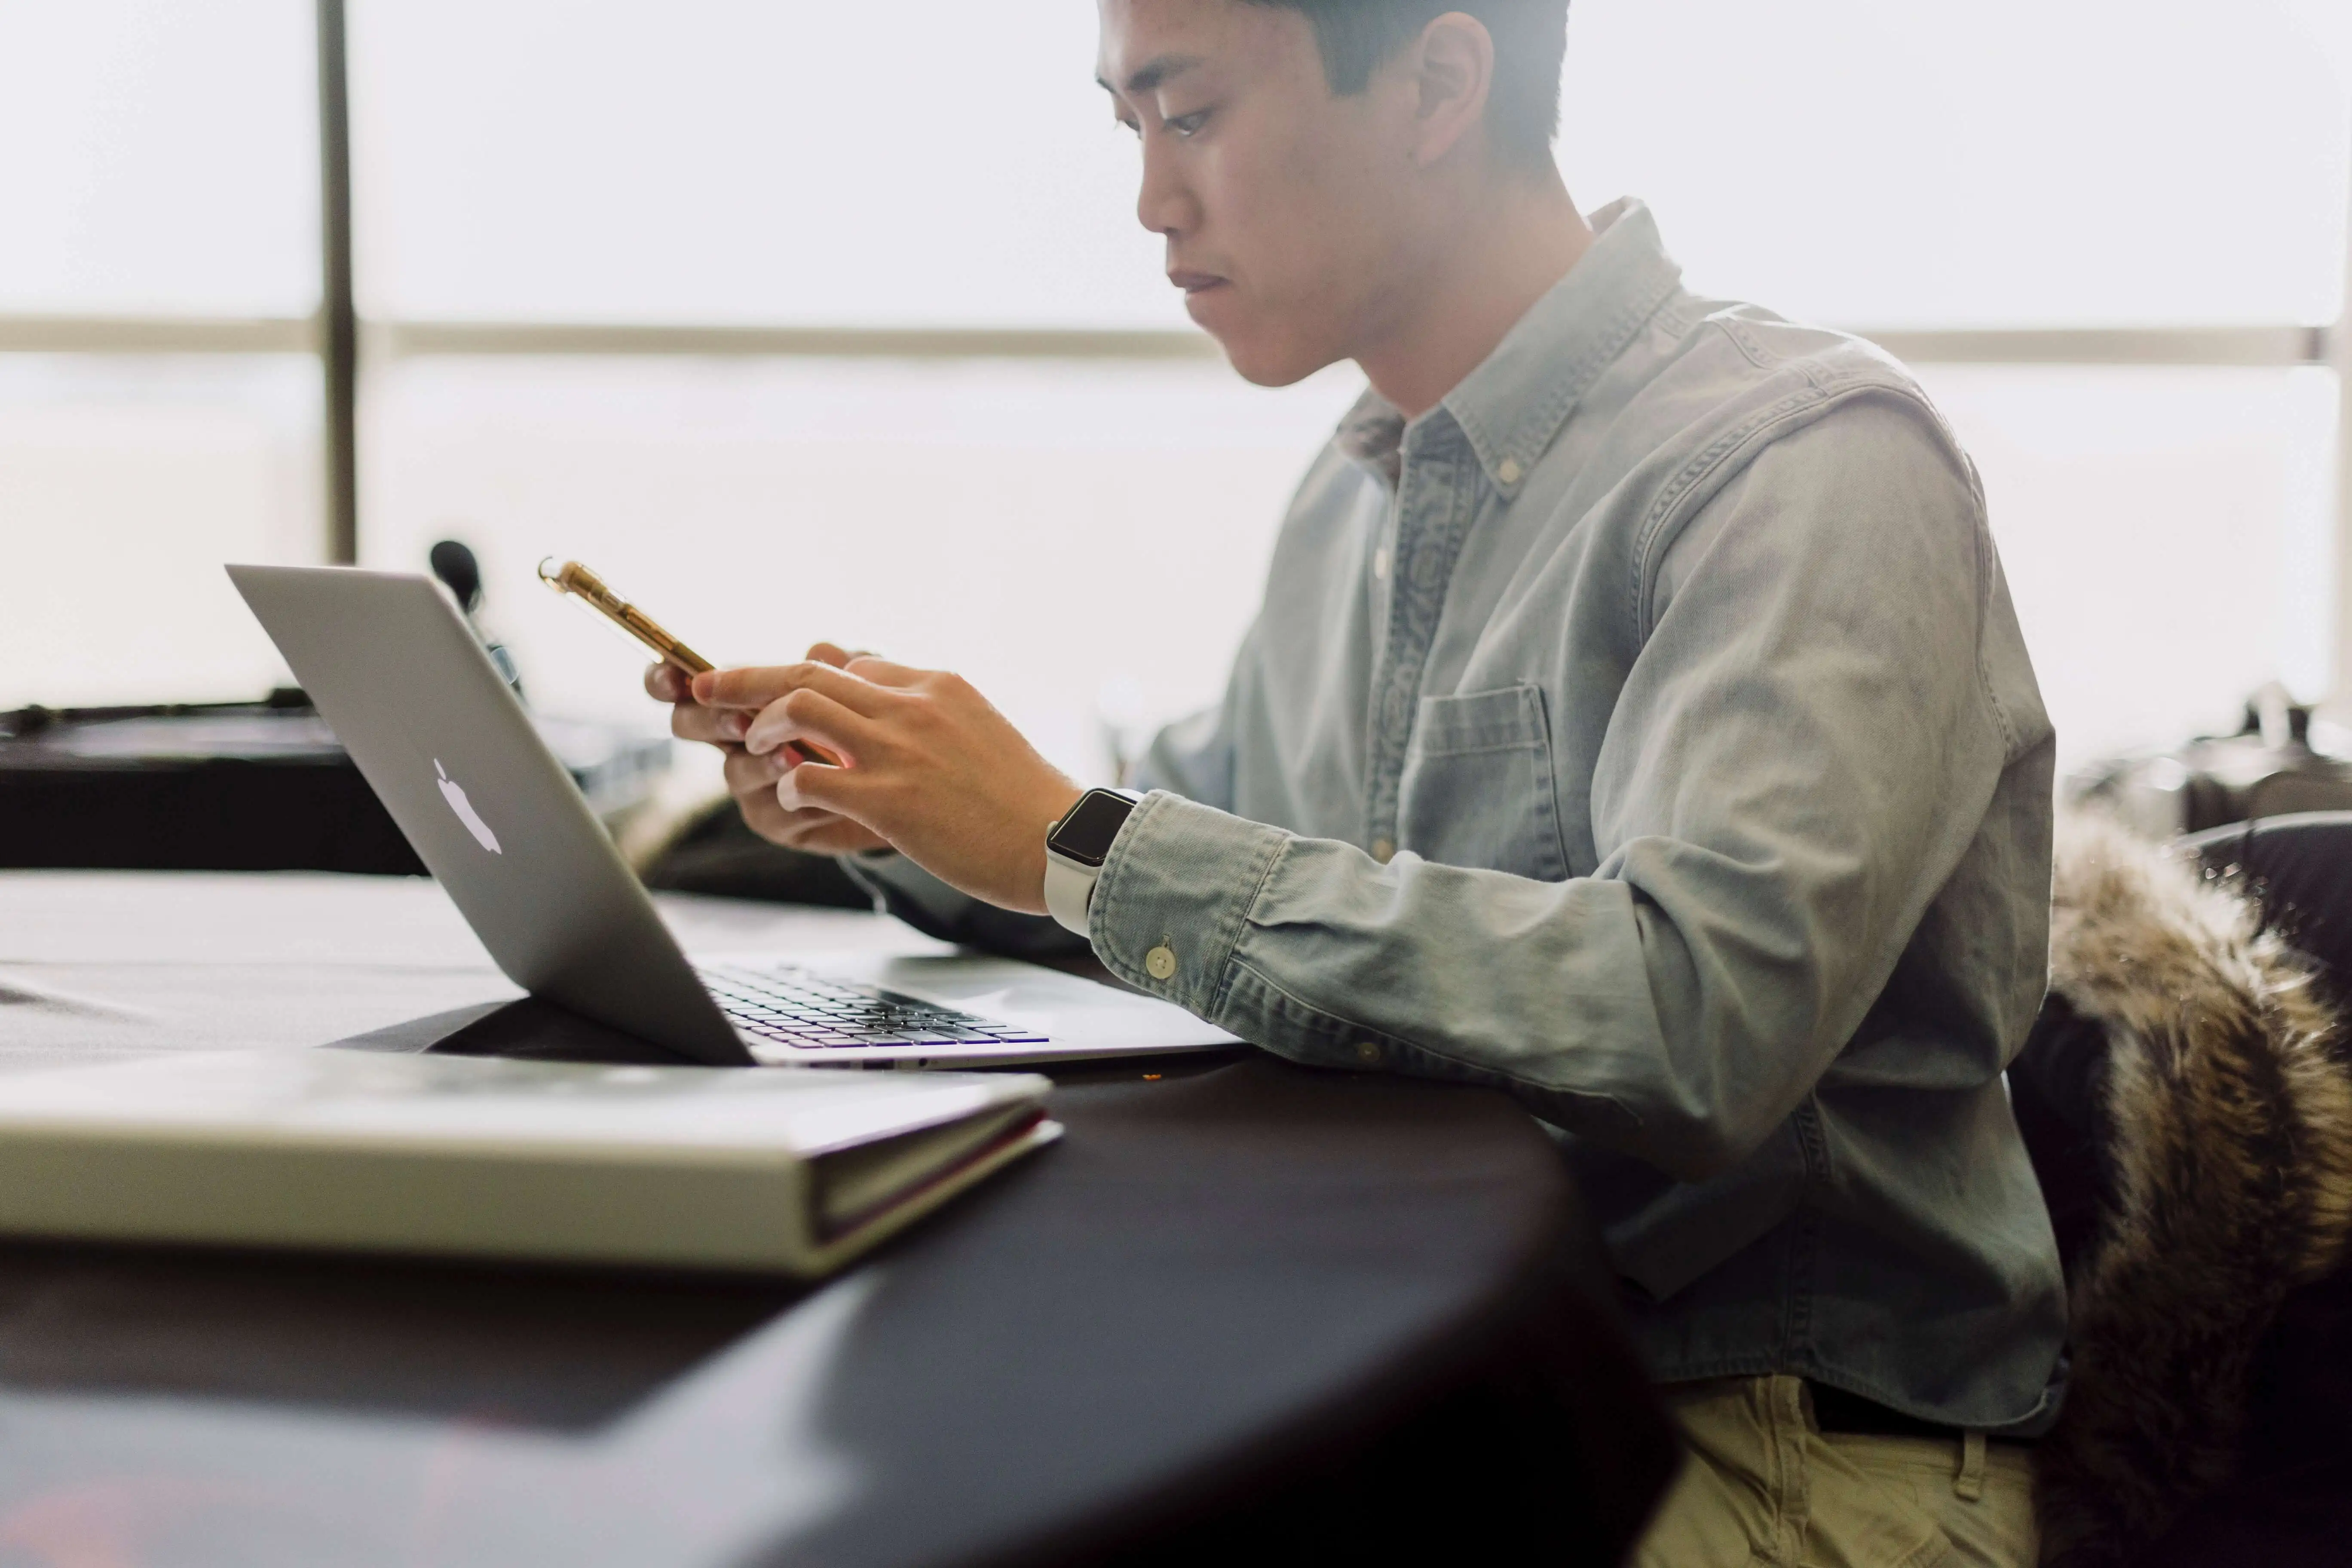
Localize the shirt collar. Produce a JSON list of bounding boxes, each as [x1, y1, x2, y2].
[[1335, 388, 1407, 488], [1335, 199, 1684, 496]]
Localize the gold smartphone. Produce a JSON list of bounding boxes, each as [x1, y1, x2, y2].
[[538, 558, 713, 676], [538, 558, 840, 766]]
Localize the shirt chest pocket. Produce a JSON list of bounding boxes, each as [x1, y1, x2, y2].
[[1395, 683, 1571, 882]]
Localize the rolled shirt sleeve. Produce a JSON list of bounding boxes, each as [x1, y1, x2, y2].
[[1085, 401, 2029, 1184]]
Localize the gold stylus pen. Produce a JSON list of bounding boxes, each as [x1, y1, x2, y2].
[[538, 558, 842, 767]]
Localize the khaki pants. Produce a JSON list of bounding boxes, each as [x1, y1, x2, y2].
[[1632, 1376, 2036, 1568]]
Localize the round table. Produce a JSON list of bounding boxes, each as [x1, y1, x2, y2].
[[0, 872, 1675, 1566]]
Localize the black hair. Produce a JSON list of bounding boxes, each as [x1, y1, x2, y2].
[[1242, 0, 1569, 171]]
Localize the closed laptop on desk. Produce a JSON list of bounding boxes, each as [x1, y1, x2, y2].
[[0, 1050, 1058, 1277]]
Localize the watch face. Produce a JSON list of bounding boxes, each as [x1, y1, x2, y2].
[[1048, 790, 1134, 868]]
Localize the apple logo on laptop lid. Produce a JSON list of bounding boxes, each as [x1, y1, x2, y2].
[[434, 759, 502, 854]]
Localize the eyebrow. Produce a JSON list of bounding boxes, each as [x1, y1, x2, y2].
[[1095, 53, 1205, 98]]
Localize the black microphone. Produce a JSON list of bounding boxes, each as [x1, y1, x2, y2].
[[429, 539, 484, 615], [429, 539, 524, 698]]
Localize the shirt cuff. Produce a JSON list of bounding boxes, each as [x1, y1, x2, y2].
[[1088, 790, 1287, 1018]]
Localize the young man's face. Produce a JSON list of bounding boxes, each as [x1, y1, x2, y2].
[[1097, 0, 1433, 386]]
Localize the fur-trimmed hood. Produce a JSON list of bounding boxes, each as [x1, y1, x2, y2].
[[2026, 813, 2352, 1565]]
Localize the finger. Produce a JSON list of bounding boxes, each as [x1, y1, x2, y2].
[[729, 766, 874, 848], [771, 812, 891, 856], [734, 787, 806, 846], [723, 744, 792, 797], [743, 687, 876, 760], [841, 654, 922, 687], [807, 643, 881, 668], [774, 760, 874, 820], [693, 660, 890, 717], [645, 662, 689, 702], [671, 702, 747, 745], [726, 741, 865, 796]]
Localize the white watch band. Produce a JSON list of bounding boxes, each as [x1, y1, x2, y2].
[[1042, 853, 1099, 937]]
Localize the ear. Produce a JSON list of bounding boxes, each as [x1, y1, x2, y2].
[[1404, 12, 1496, 169]]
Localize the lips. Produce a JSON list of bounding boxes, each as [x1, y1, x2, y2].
[[1168, 270, 1227, 295]]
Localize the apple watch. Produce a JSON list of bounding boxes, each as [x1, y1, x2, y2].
[[1044, 788, 1142, 937]]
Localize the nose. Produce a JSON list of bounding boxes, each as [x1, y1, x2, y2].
[[1134, 130, 1198, 239]]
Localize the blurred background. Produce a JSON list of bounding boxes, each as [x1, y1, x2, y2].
[[4, 0, 2351, 793]]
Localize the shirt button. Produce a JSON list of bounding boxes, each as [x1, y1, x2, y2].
[[1497, 457, 1522, 485], [1145, 945, 1177, 981], [1355, 1040, 1381, 1065], [1370, 837, 1394, 863], [1372, 547, 1390, 581]]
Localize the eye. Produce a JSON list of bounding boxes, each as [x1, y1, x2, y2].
[[1166, 108, 1210, 139]]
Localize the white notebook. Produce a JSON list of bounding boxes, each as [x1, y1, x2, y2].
[[0, 1049, 1059, 1277]]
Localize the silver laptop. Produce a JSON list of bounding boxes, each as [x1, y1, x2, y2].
[[228, 564, 1240, 1070]]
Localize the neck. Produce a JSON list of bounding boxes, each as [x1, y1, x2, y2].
[[1355, 168, 1594, 420]]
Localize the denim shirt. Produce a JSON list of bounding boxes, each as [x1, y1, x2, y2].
[[853, 199, 2067, 1433]]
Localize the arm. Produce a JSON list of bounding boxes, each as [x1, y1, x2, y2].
[[1086, 400, 2028, 1179], [708, 401, 2021, 1181], [649, 646, 1085, 954], [840, 672, 1246, 956], [654, 636, 1248, 957]]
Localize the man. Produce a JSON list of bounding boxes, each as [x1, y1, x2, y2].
[[652, 2, 2063, 1561]]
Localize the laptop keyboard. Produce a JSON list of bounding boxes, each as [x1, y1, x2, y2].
[[698, 963, 1049, 1050]]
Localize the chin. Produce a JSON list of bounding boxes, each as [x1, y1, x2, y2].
[[1188, 289, 1338, 388], [1207, 325, 1339, 389]]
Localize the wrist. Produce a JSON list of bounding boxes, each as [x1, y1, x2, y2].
[[1043, 787, 1144, 937], [989, 781, 1078, 916]]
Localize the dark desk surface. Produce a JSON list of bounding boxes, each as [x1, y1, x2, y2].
[[0, 873, 1675, 1567]]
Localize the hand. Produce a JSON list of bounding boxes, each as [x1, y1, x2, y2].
[[696, 656, 1083, 914], [646, 644, 890, 856]]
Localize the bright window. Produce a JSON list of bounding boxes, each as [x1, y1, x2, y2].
[[5, 0, 2350, 782], [0, 0, 317, 315], [348, 1, 1170, 328], [347, 0, 2352, 330], [0, 357, 322, 707], [1920, 365, 2340, 765], [1562, 0, 2352, 328]]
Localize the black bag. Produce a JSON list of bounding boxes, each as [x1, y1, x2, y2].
[[2070, 684, 2352, 837]]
